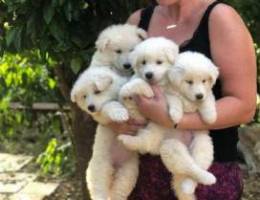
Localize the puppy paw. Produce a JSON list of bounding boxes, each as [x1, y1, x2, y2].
[[169, 109, 183, 124], [108, 108, 129, 122], [200, 172, 217, 185], [138, 83, 154, 98], [118, 135, 139, 150], [129, 79, 154, 98], [119, 85, 133, 99], [181, 178, 197, 194], [202, 112, 217, 124]]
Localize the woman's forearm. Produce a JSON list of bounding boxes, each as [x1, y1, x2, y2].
[[177, 96, 255, 130]]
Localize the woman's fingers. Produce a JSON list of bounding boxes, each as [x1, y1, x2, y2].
[[127, 118, 147, 126], [151, 85, 164, 99], [108, 118, 144, 135]]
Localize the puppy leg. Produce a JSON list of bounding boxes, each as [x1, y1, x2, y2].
[[173, 174, 196, 200], [118, 122, 164, 155], [110, 155, 139, 200], [180, 131, 216, 194], [199, 93, 217, 124], [120, 78, 154, 98], [166, 94, 184, 124], [87, 126, 115, 200], [160, 138, 216, 185], [102, 101, 129, 123], [190, 131, 214, 171]]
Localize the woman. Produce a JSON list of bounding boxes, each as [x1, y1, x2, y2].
[[109, 0, 256, 199]]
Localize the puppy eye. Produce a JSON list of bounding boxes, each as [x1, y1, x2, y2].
[[142, 60, 146, 65], [156, 60, 163, 65], [116, 49, 122, 54], [83, 95, 87, 99], [186, 80, 193, 85], [202, 79, 207, 83], [94, 90, 101, 94]]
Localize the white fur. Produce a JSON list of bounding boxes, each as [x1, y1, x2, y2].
[[90, 24, 147, 76], [118, 38, 218, 200], [71, 67, 139, 200]]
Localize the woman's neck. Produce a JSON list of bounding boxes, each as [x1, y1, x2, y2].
[[162, 0, 206, 24]]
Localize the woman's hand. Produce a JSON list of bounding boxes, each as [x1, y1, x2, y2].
[[134, 85, 174, 128], [108, 118, 147, 135]]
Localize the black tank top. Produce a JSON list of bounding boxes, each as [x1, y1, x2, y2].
[[138, 1, 239, 162]]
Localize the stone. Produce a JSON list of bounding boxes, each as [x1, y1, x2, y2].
[[238, 125, 260, 173], [0, 153, 33, 173], [0, 173, 36, 193], [10, 182, 59, 200]]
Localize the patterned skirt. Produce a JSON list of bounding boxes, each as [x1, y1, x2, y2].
[[129, 154, 243, 200]]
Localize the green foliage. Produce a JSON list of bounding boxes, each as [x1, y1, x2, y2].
[[37, 138, 74, 176], [0, 52, 59, 138], [0, 52, 59, 104], [0, 52, 73, 175], [0, 0, 149, 79]]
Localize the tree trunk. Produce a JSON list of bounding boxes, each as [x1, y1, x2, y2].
[[71, 104, 96, 200], [54, 64, 96, 200]]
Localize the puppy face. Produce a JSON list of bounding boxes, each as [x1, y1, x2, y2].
[[95, 24, 147, 74], [71, 69, 116, 115], [130, 37, 179, 84], [178, 70, 214, 102], [168, 51, 219, 102]]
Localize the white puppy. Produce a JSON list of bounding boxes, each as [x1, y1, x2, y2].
[[71, 67, 139, 200], [90, 24, 147, 76], [162, 51, 219, 199], [118, 38, 217, 200]]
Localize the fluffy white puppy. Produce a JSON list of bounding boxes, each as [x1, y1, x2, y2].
[[71, 67, 139, 200], [161, 51, 219, 199], [118, 38, 217, 200], [90, 24, 147, 76]]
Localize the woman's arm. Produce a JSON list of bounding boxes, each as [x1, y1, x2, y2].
[[127, 9, 142, 25], [135, 5, 257, 130]]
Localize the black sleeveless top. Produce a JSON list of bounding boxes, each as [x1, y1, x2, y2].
[[138, 1, 239, 162]]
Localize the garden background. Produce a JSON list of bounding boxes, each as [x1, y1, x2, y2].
[[0, 0, 259, 199]]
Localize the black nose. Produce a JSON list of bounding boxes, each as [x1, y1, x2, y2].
[[196, 94, 204, 100], [145, 72, 153, 80], [123, 63, 131, 69], [88, 104, 95, 112]]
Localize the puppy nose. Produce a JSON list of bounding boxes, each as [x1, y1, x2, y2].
[[88, 104, 96, 112], [145, 72, 153, 80], [123, 63, 131, 69], [196, 94, 204, 100]]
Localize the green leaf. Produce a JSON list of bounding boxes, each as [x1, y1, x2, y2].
[[14, 27, 23, 51], [49, 20, 64, 42], [6, 28, 17, 47], [70, 57, 82, 74], [44, 3, 55, 24], [64, 1, 72, 22]]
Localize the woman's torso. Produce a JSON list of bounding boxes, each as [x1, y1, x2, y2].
[[138, 1, 239, 162]]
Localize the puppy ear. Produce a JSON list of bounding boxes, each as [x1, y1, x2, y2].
[[136, 28, 147, 41], [94, 75, 113, 91], [208, 63, 219, 87], [168, 66, 185, 86], [95, 37, 110, 52], [70, 87, 78, 103], [129, 50, 139, 71], [164, 43, 179, 64]]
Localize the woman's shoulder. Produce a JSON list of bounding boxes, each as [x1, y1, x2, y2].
[[209, 3, 247, 32], [127, 9, 143, 25]]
